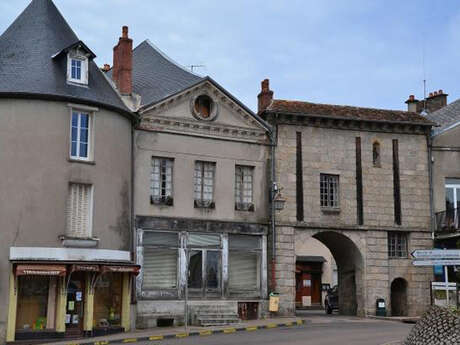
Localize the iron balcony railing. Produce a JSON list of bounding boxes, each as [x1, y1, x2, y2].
[[435, 208, 460, 233]]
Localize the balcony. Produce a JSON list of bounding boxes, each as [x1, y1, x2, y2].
[[435, 208, 460, 235]]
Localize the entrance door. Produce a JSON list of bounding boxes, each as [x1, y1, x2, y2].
[[188, 249, 221, 298], [66, 273, 85, 337], [311, 273, 322, 305], [391, 278, 408, 316]]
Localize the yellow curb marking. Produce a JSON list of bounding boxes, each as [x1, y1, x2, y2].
[[176, 333, 188, 338], [149, 335, 164, 341], [246, 326, 258, 331], [223, 328, 236, 333], [94, 342, 109, 345], [296, 320, 303, 325], [200, 330, 212, 336], [123, 338, 138, 343], [267, 323, 277, 328], [285, 322, 293, 326]]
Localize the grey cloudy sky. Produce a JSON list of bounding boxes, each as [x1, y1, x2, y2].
[[1, 0, 460, 112]]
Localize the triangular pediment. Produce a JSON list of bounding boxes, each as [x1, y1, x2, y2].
[[138, 79, 270, 143]]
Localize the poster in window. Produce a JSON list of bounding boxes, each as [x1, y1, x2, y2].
[[68, 301, 75, 311], [303, 279, 311, 287], [72, 314, 79, 324], [65, 314, 71, 324], [76, 291, 82, 301]]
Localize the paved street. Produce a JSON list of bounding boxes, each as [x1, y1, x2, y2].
[[133, 312, 412, 345]]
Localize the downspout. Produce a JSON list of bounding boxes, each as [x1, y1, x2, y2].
[[427, 130, 435, 242], [270, 118, 277, 292], [130, 115, 139, 304]]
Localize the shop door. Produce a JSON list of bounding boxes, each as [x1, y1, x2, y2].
[[66, 273, 85, 336], [188, 249, 221, 298]]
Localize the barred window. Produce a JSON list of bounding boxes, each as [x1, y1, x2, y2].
[[320, 174, 339, 208], [388, 232, 408, 258], [194, 161, 215, 207], [235, 165, 254, 211], [151, 157, 173, 205]]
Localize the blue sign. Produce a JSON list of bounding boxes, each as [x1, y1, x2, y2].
[[434, 265, 443, 276]]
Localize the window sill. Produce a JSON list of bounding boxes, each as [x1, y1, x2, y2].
[[151, 196, 174, 206], [68, 158, 95, 165], [321, 207, 341, 214], [235, 203, 255, 212], [388, 256, 409, 260], [59, 235, 99, 248]]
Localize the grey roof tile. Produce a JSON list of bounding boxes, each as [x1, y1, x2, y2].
[[0, 0, 130, 115], [130, 40, 204, 107], [426, 98, 460, 135]]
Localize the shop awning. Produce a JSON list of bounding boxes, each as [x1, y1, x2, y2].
[[70, 264, 100, 273], [101, 265, 140, 275], [16, 264, 67, 277]]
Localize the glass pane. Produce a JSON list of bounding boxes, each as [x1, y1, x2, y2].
[[79, 143, 88, 158], [71, 141, 77, 156], [188, 233, 220, 247], [143, 231, 178, 247], [446, 188, 454, 210], [188, 250, 202, 289], [229, 235, 261, 250], [80, 128, 88, 143], [72, 113, 79, 126], [206, 251, 220, 289], [80, 114, 89, 128], [16, 276, 50, 330], [457, 189, 460, 210]]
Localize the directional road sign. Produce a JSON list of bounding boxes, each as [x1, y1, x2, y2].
[[411, 249, 460, 259], [412, 259, 460, 266]]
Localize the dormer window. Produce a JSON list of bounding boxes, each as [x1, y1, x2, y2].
[[67, 51, 88, 85]]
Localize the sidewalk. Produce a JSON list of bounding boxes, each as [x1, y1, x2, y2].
[[51, 317, 306, 345]]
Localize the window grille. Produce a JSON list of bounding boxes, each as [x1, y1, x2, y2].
[[235, 165, 254, 211], [320, 174, 339, 208], [151, 158, 173, 204], [388, 232, 408, 258], [194, 161, 215, 207]]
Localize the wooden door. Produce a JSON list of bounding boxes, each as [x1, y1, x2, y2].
[[311, 274, 322, 304]]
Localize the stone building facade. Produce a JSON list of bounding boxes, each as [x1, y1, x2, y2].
[[259, 79, 435, 317]]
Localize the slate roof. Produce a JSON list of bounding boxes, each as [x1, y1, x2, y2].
[[425, 98, 460, 135], [0, 0, 131, 115], [129, 40, 204, 108], [266, 99, 435, 126]]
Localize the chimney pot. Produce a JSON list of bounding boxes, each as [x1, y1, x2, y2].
[[439, 89, 443, 94], [433, 91, 438, 96], [102, 64, 111, 72], [429, 92, 433, 97], [409, 95, 414, 101], [122, 26, 128, 38]]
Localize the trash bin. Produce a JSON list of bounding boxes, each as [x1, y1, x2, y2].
[[269, 292, 280, 312], [376, 298, 386, 316]]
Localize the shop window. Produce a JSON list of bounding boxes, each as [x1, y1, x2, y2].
[[142, 231, 178, 290], [16, 276, 52, 331], [94, 273, 122, 327], [228, 235, 261, 291]]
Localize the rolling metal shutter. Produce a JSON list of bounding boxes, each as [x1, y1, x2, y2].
[[142, 248, 177, 289]]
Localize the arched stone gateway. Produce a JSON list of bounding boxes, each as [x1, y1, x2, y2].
[[391, 278, 408, 316], [295, 229, 366, 316]]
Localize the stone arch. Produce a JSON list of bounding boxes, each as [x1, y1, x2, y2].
[[391, 277, 408, 316], [296, 229, 365, 316]]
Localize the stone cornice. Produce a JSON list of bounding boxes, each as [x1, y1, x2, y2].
[[276, 221, 431, 233], [266, 112, 431, 135]]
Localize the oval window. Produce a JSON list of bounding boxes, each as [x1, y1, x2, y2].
[[194, 95, 213, 119]]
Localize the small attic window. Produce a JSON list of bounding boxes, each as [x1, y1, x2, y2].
[[67, 51, 88, 85], [194, 95, 213, 118]]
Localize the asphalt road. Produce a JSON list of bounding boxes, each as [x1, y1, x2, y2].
[[134, 314, 412, 345]]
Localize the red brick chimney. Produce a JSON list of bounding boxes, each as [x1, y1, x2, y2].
[[112, 26, 133, 95], [258, 79, 274, 114]]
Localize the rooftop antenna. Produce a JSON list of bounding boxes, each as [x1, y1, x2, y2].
[[420, 39, 428, 115], [187, 64, 205, 73]]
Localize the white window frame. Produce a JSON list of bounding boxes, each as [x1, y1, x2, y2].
[[69, 109, 93, 161], [67, 52, 89, 85], [445, 181, 460, 210]]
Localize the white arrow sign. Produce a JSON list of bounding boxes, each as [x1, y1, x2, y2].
[[412, 259, 460, 266], [411, 249, 460, 259]]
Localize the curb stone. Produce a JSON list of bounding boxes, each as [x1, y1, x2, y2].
[[65, 320, 307, 345]]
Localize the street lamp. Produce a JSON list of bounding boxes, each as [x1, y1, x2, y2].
[[271, 182, 286, 211]]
